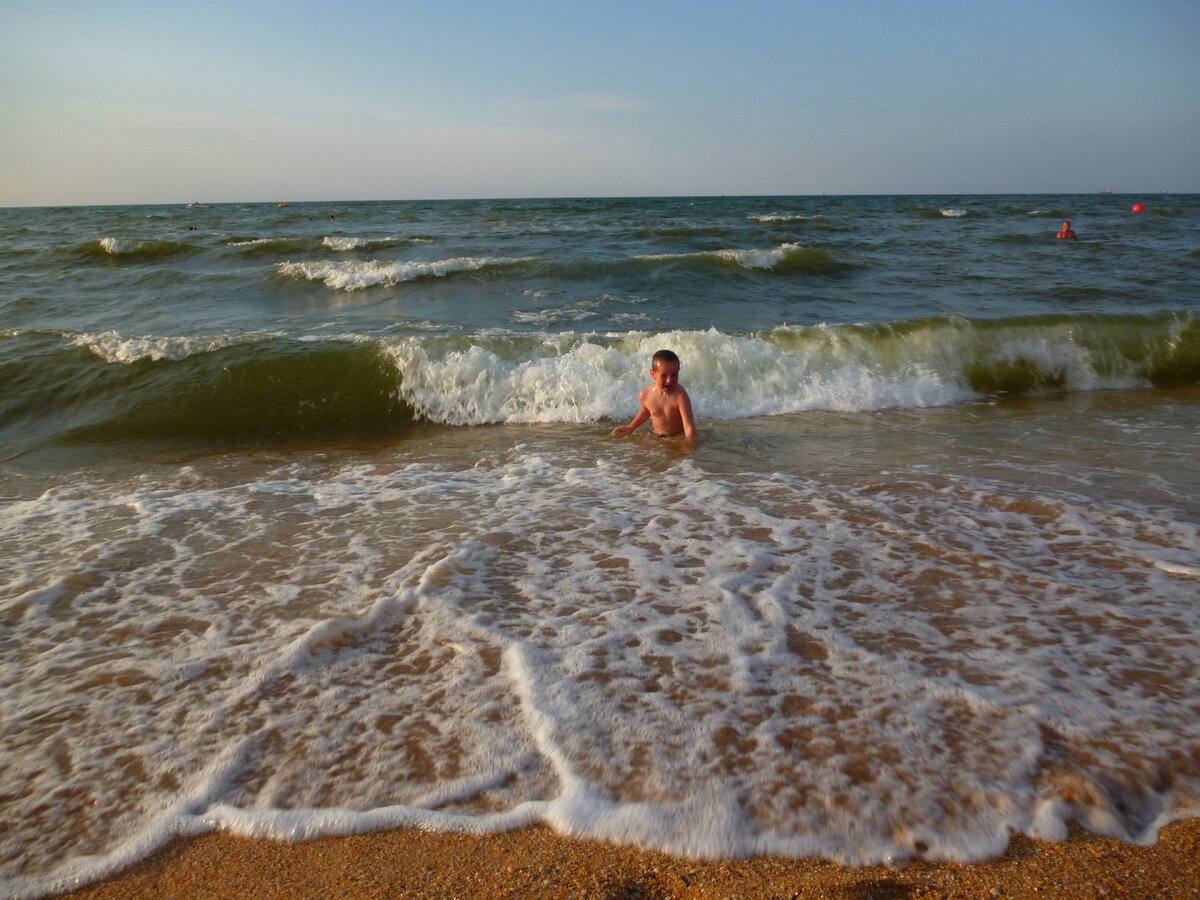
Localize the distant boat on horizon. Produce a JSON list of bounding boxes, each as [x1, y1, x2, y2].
[[1100, 189, 1113, 195]]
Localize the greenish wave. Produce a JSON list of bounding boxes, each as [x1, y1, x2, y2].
[[1, 311, 1196, 454], [67, 237, 198, 261]]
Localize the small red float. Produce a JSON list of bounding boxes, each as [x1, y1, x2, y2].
[[1131, 202, 1146, 213]]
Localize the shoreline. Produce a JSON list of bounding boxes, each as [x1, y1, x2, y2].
[[53, 818, 1200, 899]]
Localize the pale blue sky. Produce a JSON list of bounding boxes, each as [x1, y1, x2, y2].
[[2, 0, 1197, 205]]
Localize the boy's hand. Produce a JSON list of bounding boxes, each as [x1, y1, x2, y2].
[[610, 425, 631, 437]]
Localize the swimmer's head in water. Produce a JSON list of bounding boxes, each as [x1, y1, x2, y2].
[[651, 349, 680, 370], [651, 349, 681, 393]]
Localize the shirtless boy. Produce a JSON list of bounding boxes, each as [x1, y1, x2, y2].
[[610, 349, 697, 440]]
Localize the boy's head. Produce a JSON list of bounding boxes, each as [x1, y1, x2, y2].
[[650, 349, 681, 393]]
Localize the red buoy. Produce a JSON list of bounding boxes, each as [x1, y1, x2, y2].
[[1131, 202, 1146, 213]]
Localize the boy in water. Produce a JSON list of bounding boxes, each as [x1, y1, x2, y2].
[[610, 349, 697, 440]]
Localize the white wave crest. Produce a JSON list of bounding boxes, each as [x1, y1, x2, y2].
[[320, 236, 424, 251], [97, 237, 164, 254], [940, 209, 968, 218], [636, 243, 804, 270], [225, 238, 276, 247], [379, 327, 974, 426], [321, 236, 369, 251], [384, 337, 631, 425], [377, 316, 1162, 427], [71, 331, 262, 363], [748, 214, 826, 222], [278, 256, 539, 290]]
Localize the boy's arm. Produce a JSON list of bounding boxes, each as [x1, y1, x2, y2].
[[678, 390, 697, 439], [611, 405, 651, 437]]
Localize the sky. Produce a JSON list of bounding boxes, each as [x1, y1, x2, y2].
[[1, 0, 1198, 206]]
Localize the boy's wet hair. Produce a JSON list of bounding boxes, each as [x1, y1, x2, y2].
[[652, 349, 680, 368]]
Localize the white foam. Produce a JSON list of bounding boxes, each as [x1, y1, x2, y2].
[[982, 335, 1150, 392], [509, 294, 648, 327], [1155, 560, 1200, 578], [384, 336, 632, 424], [97, 236, 129, 254], [4, 443, 1198, 895], [509, 299, 605, 326], [940, 209, 968, 218], [278, 255, 540, 290]]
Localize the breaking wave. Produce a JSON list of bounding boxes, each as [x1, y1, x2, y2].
[[70, 238, 196, 261], [634, 243, 856, 275], [277, 256, 542, 290], [2, 311, 1196, 452]]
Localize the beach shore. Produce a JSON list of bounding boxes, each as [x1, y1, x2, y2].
[[56, 818, 1200, 899]]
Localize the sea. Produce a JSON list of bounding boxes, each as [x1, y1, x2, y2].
[[1, 194, 1198, 897]]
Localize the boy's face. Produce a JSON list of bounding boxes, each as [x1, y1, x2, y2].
[[651, 360, 680, 393]]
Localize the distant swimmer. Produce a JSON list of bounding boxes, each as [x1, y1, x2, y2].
[[1056, 221, 1077, 240], [610, 349, 697, 441]]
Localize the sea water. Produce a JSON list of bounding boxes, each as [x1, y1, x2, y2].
[[1, 195, 1198, 897]]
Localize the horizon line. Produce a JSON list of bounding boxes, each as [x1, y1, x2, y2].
[[2, 190, 1192, 211]]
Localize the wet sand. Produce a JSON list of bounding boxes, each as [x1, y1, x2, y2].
[[57, 818, 1200, 899]]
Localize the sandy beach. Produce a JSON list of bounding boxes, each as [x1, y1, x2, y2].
[[55, 818, 1200, 899]]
